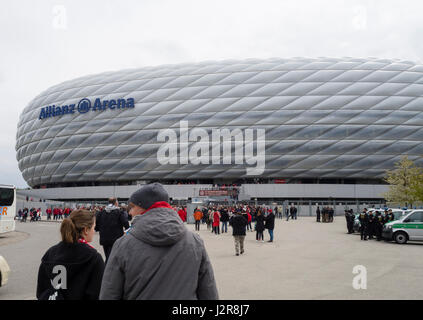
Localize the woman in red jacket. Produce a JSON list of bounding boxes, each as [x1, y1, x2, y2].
[[177, 207, 187, 222], [212, 209, 221, 235]]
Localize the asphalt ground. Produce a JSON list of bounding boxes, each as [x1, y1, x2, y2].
[[0, 216, 422, 300]]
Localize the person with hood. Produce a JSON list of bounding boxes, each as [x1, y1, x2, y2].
[[99, 183, 218, 300], [36, 209, 105, 300], [229, 210, 248, 256], [95, 197, 129, 263]]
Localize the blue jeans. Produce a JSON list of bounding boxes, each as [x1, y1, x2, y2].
[[221, 221, 228, 233], [268, 229, 274, 241]]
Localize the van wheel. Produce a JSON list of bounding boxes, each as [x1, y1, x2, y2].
[[394, 232, 408, 244]]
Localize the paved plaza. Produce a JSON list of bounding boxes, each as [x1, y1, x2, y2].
[[1, 216, 422, 300]]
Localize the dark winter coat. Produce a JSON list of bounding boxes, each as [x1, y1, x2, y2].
[[229, 214, 247, 236], [255, 214, 265, 232], [95, 205, 129, 246], [265, 212, 275, 230], [220, 210, 229, 222], [36, 241, 104, 300]]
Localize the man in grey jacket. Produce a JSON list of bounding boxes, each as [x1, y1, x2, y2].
[[99, 183, 219, 300]]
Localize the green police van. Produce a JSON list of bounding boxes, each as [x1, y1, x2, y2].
[[383, 210, 423, 244]]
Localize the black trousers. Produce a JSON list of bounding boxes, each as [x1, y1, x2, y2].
[[195, 220, 201, 231], [347, 221, 354, 233], [256, 231, 264, 240], [360, 226, 367, 240], [103, 245, 113, 263]]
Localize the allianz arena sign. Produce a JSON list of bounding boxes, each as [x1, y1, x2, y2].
[[38, 97, 135, 120]]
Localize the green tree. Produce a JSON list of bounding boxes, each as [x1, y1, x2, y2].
[[411, 172, 423, 203], [383, 156, 423, 208]]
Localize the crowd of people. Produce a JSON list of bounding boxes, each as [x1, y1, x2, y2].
[[31, 184, 314, 300], [189, 204, 277, 245], [315, 206, 335, 223], [17, 208, 42, 222], [17, 206, 85, 222], [345, 208, 397, 241]]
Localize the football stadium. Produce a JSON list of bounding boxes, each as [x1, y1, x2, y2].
[[16, 57, 423, 208]]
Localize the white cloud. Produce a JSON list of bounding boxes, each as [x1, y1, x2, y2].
[[2, 0, 423, 187]]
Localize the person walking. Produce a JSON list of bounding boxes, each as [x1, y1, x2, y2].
[[212, 209, 221, 235], [289, 205, 295, 220], [265, 209, 275, 242], [201, 207, 208, 225], [273, 206, 278, 219], [22, 208, 28, 222], [64, 207, 70, 219], [177, 206, 187, 222], [255, 210, 265, 242], [329, 207, 334, 223], [95, 197, 129, 264], [193, 207, 203, 231], [316, 206, 321, 222], [99, 183, 218, 300], [220, 208, 229, 233], [36, 209, 105, 300], [46, 207, 52, 220], [229, 210, 248, 256], [285, 208, 290, 221], [29, 208, 35, 222], [246, 210, 253, 232], [206, 209, 213, 231]]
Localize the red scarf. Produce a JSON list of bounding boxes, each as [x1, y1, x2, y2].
[[141, 201, 174, 215], [78, 238, 94, 249]]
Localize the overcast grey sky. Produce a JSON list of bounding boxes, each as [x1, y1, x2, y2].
[[2, 0, 423, 188]]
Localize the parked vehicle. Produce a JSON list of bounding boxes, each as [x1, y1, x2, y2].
[[0, 185, 16, 234], [383, 210, 423, 244]]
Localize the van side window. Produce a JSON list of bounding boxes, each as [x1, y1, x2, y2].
[[407, 212, 423, 223]]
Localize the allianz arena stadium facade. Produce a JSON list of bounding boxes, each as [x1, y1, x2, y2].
[[16, 57, 423, 201]]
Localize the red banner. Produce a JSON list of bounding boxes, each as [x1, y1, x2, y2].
[[199, 190, 237, 196], [274, 179, 286, 184]]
